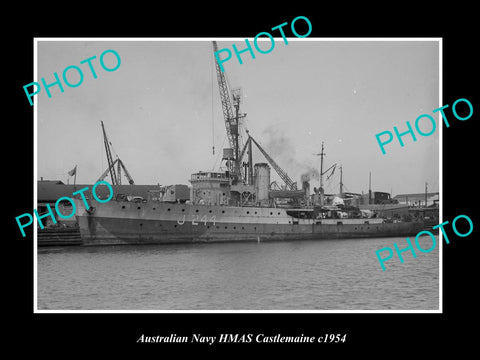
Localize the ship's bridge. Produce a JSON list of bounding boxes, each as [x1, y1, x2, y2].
[[190, 171, 231, 183], [189, 171, 231, 205]]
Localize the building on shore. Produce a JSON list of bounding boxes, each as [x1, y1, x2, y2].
[[393, 192, 439, 208]]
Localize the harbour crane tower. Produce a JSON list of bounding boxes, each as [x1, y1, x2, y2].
[[97, 120, 135, 185]]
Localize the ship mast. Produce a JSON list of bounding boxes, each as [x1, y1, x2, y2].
[[369, 172, 372, 205], [318, 142, 325, 205], [314, 142, 337, 205], [424, 181, 428, 207], [314, 141, 330, 205], [339, 165, 343, 197]]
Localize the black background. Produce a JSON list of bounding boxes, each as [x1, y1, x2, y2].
[[6, 4, 478, 356]]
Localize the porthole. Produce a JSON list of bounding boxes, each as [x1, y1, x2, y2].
[[137, 206, 141, 210], [168, 208, 171, 211], [121, 205, 126, 209], [182, 209, 185, 212], [246, 211, 250, 214]]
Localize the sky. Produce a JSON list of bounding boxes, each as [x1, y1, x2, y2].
[[36, 39, 440, 196]]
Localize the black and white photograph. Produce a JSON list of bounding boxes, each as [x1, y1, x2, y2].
[[34, 38, 441, 311], [8, 8, 478, 354]]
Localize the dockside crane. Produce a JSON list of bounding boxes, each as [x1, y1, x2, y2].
[[100, 120, 117, 185], [212, 41, 246, 181], [248, 134, 297, 190], [212, 42, 296, 191], [212, 41, 297, 190], [97, 121, 135, 185]]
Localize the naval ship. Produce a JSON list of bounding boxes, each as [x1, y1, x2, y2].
[[73, 42, 424, 245]]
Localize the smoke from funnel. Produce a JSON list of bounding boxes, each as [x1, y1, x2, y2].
[[260, 127, 320, 184], [300, 167, 319, 182]]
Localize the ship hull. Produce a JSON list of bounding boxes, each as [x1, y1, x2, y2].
[[74, 199, 425, 246]]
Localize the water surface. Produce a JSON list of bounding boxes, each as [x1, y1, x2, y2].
[[37, 236, 440, 310]]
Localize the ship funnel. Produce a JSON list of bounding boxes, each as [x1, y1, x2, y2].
[[302, 181, 310, 198], [254, 163, 270, 205]]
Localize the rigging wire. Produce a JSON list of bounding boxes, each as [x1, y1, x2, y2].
[[322, 166, 355, 197], [211, 50, 215, 156], [323, 163, 342, 195], [212, 135, 227, 171], [100, 130, 104, 177]]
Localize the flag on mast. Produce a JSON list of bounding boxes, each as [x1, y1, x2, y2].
[[68, 165, 77, 177], [68, 165, 77, 189]]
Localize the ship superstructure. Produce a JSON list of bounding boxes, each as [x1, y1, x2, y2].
[[73, 42, 424, 245]]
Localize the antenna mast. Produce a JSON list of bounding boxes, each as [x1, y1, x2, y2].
[[339, 165, 343, 197]]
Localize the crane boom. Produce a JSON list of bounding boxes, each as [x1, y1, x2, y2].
[[212, 41, 241, 178], [101, 120, 118, 185], [98, 121, 135, 185], [117, 156, 122, 185], [119, 159, 135, 185], [239, 137, 250, 164], [249, 135, 297, 190], [97, 158, 118, 183]]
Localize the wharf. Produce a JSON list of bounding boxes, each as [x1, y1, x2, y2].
[[38, 227, 82, 246]]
